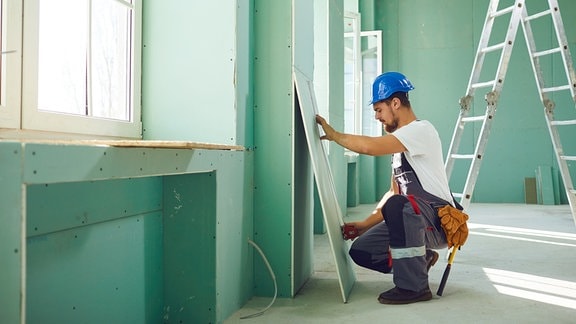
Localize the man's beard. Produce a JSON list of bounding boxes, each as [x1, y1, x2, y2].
[[384, 117, 399, 133]]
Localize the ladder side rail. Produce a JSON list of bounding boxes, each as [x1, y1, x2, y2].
[[519, 4, 550, 105], [445, 0, 501, 179], [445, 109, 469, 178], [546, 118, 576, 218], [548, 0, 576, 100], [491, 1, 525, 95], [465, 0, 502, 97], [459, 103, 498, 209]]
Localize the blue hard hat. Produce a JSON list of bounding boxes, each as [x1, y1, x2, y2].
[[370, 72, 415, 104]]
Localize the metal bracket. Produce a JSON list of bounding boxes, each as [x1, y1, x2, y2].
[[543, 98, 555, 114], [485, 91, 499, 106], [459, 95, 473, 111]]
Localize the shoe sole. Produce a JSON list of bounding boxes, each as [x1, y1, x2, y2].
[[378, 291, 433, 305], [427, 251, 439, 272]]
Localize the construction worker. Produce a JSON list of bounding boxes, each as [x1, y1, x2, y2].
[[316, 71, 458, 304]]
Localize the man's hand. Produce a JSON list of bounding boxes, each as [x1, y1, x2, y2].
[[315, 114, 337, 141], [341, 220, 374, 240]]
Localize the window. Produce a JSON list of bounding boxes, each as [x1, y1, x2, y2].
[[344, 12, 361, 136], [344, 13, 382, 138], [360, 30, 382, 137], [7, 0, 142, 138]]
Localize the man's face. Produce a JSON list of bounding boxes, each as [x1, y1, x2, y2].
[[373, 99, 399, 133]]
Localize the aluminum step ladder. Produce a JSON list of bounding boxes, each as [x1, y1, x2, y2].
[[445, 0, 576, 223]]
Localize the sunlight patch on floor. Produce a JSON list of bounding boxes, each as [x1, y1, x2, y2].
[[469, 223, 576, 247], [484, 267, 576, 310]]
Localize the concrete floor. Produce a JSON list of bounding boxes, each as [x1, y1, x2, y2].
[[225, 203, 576, 324]]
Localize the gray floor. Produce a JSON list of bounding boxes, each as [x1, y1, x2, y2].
[[225, 203, 576, 324]]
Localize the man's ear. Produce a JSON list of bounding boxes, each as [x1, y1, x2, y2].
[[392, 97, 401, 110]]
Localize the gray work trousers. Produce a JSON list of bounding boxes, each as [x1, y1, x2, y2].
[[349, 194, 448, 292]]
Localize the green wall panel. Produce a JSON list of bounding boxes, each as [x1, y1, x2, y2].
[[0, 143, 23, 324], [26, 211, 163, 324], [1, 142, 251, 323], [163, 172, 216, 323], [27, 178, 162, 237], [141, 0, 239, 145], [253, 0, 294, 297]]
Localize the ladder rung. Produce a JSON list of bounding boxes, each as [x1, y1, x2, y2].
[[524, 9, 551, 22], [551, 120, 576, 126], [462, 116, 486, 122], [533, 47, 562, 58], [561, 155, 576, 161], [491, 5, 516, 18], [482, 42, 506, 54], [452, 192, 464, 198], [471, 80, 496, 89], [451, 154, 474, 160], [542, 84, 572, 93], [570, 189, 576, 195]]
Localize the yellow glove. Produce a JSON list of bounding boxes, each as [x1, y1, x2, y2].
[[438, 205, 469, 248]]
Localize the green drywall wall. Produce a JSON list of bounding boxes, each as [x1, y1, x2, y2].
[[0, 143, 22, 324], [141, 0, 245, 146], [0, 142, 251, 324], [371, 0, 576, 203], [163, 173, 217, 323], [253, 0, 295, 298], [26, 177, 163, 323]]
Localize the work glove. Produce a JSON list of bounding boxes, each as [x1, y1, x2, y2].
[[341, 224, 359, 240], [438, 205, 469, 248]]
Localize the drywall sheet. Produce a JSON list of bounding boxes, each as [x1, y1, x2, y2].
[[293, 68, 356, 303]]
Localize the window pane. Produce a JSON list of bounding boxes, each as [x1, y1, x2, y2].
[[37, 0, 132, 121], [91, 0, 130, 120], [37, 0, 87, 115]]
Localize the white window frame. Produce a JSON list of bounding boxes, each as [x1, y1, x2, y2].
[[9, 0, 142, 139], [0, 0, 22, 129]]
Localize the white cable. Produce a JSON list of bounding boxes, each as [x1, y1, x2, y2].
[[240, 239, 277, 320]]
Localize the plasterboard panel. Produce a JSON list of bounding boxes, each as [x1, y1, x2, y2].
[[293, 67, 356, 303]]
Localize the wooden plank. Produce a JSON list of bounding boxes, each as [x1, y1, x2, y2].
[[293, 67, 356, 303], [2, 139, 244, 151]]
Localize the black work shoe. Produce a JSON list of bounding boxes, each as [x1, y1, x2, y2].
[[378, 286, 432, 305], [426, 250, 439, 272]]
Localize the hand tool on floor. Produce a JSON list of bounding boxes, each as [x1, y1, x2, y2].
[[436, 245, 458, 296]]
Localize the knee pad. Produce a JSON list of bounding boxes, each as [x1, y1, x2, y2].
[[383, 195, 409, 247], [349, 248, 392, 273]]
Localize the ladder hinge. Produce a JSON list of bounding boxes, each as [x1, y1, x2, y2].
[[543, 98, 555, 113], [459, 95, 473, 111], [485, 91, 499, 106]]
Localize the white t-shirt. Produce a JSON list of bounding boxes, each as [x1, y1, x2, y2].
[[391, 120, 454, 204]]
